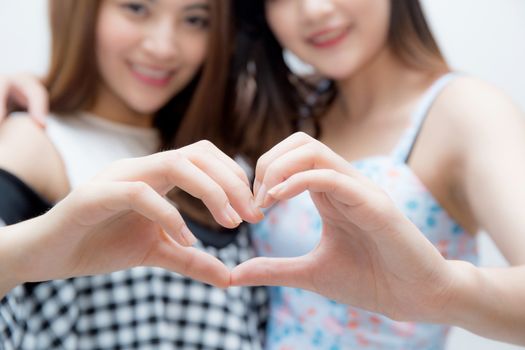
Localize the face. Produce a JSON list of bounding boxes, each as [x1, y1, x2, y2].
[[265, 0, 391, 80], [94, 0, 211, 123]]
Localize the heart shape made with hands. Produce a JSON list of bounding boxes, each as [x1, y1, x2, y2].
[[228, 176, 453, 322], [225, 133, 452, 318], [51, 134, 450, 317]]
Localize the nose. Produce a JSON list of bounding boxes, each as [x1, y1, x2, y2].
[[299, 0, 336, 24], [142, 20, 179, 62]]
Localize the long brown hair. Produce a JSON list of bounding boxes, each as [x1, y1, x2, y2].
[[45, 0, 234, 153], [233, 0, 449, 141], [44, 0, 242, 227]]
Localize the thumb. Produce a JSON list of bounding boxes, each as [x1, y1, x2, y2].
[[231, 256, 313, 290]]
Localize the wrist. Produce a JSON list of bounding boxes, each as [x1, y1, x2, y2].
[[0, 216, 48, 291], [438, 261, 525, 345], [436, 260, 481, 326], [437, 260, 504, 334], [0, 225, 25, 298]]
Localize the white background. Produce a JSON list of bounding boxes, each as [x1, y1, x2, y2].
[[1, 1, 524, 349]]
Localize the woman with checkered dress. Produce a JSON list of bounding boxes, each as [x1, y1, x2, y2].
[[0, 0, 282, 348]]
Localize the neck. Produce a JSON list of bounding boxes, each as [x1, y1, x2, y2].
[[333, 48, 441, 122], [89, 83, 154, 128]]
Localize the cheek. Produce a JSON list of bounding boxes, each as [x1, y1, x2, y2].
[[265, 4, 297, 46], [180, 35, 208, 71], [95, 8, 140, 68], [358, 0, 390, 44]]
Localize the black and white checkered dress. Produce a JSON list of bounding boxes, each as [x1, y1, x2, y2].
[[0, 114, 268, 350]]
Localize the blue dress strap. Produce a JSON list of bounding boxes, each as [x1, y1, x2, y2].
[[391, 73, 459, 163]]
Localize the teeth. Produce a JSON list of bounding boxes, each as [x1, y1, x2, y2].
[[132, 64, 171, 79], [311, 28, 346, 44]]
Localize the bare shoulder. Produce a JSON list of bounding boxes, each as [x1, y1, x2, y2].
[[0, 113, 68, 201], [434, 75, 524, 137], [418, 76, 525, 233]]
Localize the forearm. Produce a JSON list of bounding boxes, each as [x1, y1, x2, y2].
[[0, 275, 18, 299], [441, 261, 525, 345], [0, 218, 36, 298]]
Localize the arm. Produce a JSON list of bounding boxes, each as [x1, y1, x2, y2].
[[443, 262, 525, 345], [439, 77, 525, 342], [0, 215, 47, 297], [231, 129, 525, 346], [0, 137, 263, 297]]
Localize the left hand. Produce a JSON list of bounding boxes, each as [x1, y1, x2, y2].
[[5, 141, 261, 289], [231, 132, 458, 321]]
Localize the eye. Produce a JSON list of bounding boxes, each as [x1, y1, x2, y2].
[[184, 15, 210, 29], [121, 2, 149, 17]]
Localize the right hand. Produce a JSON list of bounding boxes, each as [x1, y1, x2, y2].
[[3, 141, 262, 288], [0, 73, 48, 127], [232, 133, 456, 321]]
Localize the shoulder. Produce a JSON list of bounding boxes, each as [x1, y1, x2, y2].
[[428, 74, 525, 184], [428, 75, 524, 158], [434, 75, 524, 136], [0, 113, 68, 201]]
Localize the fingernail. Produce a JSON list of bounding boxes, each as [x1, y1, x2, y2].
[[250, 198, 264, 219], [37, 118, 47, 129], [181, 225, 197, 246], [225, 203, 243, 225], [255, 184, 267, 207], [267, 183, 285, 198], [253, 180, 261, 196]]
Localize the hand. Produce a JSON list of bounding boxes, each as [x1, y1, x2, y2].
[[232, 132, 457, 321], [5, 141, 262, 288], [0, 73, 48, 127]]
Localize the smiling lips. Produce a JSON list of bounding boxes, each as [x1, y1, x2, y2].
[[307, 26, 351, 49], [130, 63, 176, 87]]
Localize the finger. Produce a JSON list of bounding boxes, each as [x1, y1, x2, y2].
[[10, 77, 49, 127], [187, 151, 263, 223], [148, 153, 248, 228], [151, 243, 231, 288], [231, 256, 313, 290], [94, 152, 246, 228], [254, 132, 315, 197], [256, 141, 348, 207], [162, 157, 245, 228], [267, 169, 395, 232], [182, 140, 251, 186], [122, 182, 198, 246], [66, 181, 197, 246], [267, 169, 367, 207]]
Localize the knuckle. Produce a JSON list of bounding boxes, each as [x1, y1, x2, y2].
[[305, 140, 323, 156], [292, 131, 311, 141], [196, 139, 213, 149], [263, 162, 278, 182], [158, 151, 184, 176], [327, 168, 341, 179], [73, 183, 97, 202], [163, 149, 184, 163], [256, 153, 270, 173], [326, 169, 343, 192], [127, 181, 150, 201], [111, 158, 131, 169], [158, 204, 178, 221]]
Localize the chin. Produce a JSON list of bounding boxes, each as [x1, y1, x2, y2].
[[127, 96, 170, 115], [318, 68, 355, 81], [305, 51, 360, 78]]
